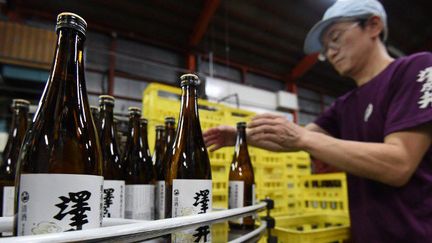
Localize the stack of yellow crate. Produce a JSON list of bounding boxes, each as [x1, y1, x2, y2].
[[143, 83, 313, 213], [143, 83, 350, 242], [283, 151, 312, 214], [267, 173, 350, 242]]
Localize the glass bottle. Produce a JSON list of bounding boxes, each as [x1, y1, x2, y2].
[[14, 12, 103, 236], [0, 99, 29, 236], [156, 116, 175, 220], [90, 105, 100, 135], [165, 74, 212, 242], [123, 108, 155, 220], [153, 125, 165, 219], [228, 122, 256, 230], [99, 95, 125, 218]]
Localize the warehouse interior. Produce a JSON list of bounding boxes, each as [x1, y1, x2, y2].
[[1, 0, 431, 129], [1, 0, 432, 241]]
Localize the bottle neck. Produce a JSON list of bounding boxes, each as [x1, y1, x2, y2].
[[52, 29, 85, 84], [126, 114, 140, 150], [99, 104, 116, 144], [34, 28, 86, 118], [234, 126, 249, 158], [5, 107, 28, 152], [155, 129, 165, 154], [165, 123, 175, 146], [178, 85, 199, 132], [140, 123, 150, 151]]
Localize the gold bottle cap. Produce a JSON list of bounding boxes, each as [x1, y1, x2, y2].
[[180, 73, 200, 87], [164, 117, 175, 123], [12, 99, 30, 109], [56, 12, 87, 36], [128, 107, 141, 115], [237, 122, 247, 128], [139, 118, 148, 124], [99, 95, 115, 105], [156, 125, 165, 130]]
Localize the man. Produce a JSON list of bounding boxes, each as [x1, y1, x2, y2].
[[203, 0, 432, 242]]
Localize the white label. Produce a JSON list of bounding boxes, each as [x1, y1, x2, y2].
[[103, 180, 125, 218], [155, 180, 165, 219], [229, 181, 244, 209], [172, 179, 212, 243], [2, 186, 15, 236], [229, 181, 244, 224], [252, 184, 256, 220], [17, 174, 103, 236], [252, 184, 256, 205], [125, 184, 155, 220], [3, 186, 15, 217], [229, 181, 256, 223]]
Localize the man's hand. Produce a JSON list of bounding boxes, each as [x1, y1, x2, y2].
[[248, 113, 307, 152], [203, 125, 236, 151]]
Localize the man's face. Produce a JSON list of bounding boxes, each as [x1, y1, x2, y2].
[[321, 20, 369, 77]]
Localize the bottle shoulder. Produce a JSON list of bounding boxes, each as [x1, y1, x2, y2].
[[17, 109, 102, 175]]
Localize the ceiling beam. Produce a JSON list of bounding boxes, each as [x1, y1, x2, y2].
[[189, 0, 220, 47], [286, 53, 319, 82]]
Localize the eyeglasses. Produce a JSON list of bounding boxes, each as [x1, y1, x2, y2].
[[319, 22, 360, 61]]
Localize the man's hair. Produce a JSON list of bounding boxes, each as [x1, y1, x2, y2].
[[357, 18, 385, 41]]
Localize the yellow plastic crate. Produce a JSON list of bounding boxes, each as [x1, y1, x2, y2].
[[298, 173, 349, 215], [210, 159, 229, 209], [256, 150, 287, 167], [143, 83, 181, 121], [212, 222, 229, 243], [197, 99, 226, 123], [143, 83, 226, 123], [272, 213, 350, 243], [224, 107, 255, 126], [253, 164, 285, 181], [285, 151, 312, 176], [256, 189, 291, 217]]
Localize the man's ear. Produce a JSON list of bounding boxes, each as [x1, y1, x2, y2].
[[367, 16, 385, 39]]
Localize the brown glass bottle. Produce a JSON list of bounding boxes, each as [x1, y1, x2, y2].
[[90, 106, 100, 136], [0, 99, 29, 236], [140, 118, 156, 186], [163, 117, 176, 152], [165, 74, 212, 242], [99, 95, 125, 218], [155, 117, 175, 220], [113, 118, 122, 155], [14, 13, 103, 236], [123, 108, 155, 220], [153, 125, 165, 219], [229, 122, 256, 230]]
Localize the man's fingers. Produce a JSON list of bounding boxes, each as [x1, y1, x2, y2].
[[203, 128, 220, 137], [249, 132, 281, 143], [252, 113, 284, 121], [203, 133, 220, 142], [250, 139, 284, 152], [248, 124, 279, 136], [204, 138, 220, 147], [249, 118, 282, 129], [208, 144, 223, 152]]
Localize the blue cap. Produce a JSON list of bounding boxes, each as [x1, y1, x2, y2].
[[304, 0, 387, 54]]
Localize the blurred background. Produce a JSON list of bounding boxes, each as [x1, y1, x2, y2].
[[0, 0, 431, 146]]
